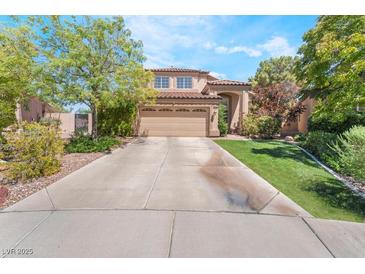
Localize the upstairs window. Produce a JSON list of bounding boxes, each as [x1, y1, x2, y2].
[[176, 77, 192, 89], [154, 76, 169, 89]]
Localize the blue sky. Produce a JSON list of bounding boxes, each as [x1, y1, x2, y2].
[[0, 15, 318, 82], [124, 16, 318, 81]]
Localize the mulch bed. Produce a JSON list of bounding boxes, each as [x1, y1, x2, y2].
[[0, 137, 135, 210]]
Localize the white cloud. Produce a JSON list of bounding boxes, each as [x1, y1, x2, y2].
[[258, 36, 296, 57], [124, 16, 216, 68], [124, 17, 297, 68], [214, 45, 262, 57], [209, 71, 227, 79], [203, 41, 216, 50], [210, 36, 296, 58]]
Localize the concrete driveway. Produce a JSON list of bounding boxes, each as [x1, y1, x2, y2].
[[1, 137, 365, 257]]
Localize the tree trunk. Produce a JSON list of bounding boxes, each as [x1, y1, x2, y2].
[[91, 106, 98, 139]]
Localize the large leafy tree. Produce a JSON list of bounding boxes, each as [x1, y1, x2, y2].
[[0, 26, 39, 133], [249, 56, 298, 88], [30, 16, 156, 138], [249, 56, 304, 122], [296, 16, 365, 115]]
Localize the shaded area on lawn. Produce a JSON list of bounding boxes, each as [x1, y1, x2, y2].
[[215, 139, 365, 222], [307, 177, 365, 216], [250, 141, 319, 168]]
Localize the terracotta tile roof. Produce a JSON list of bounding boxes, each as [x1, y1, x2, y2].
[[148, 67, 209, 74], [207, 80, 251, 86], [157, 92, 221, 99]]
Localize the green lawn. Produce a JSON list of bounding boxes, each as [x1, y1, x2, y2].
[[215, 139, 365, 222]]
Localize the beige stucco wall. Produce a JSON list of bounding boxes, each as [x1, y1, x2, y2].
[[16, 97, 54, 123], [281, 98, 315, 136], [45, 113, 75, 139], [298, 98, 315, 133], [15, 97, 92, 138], [281, 121, 299, 136]]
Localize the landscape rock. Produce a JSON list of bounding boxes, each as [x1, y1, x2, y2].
[[285, 136, 294, 142]]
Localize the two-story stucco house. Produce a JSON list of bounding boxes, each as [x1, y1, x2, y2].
[[138, 67, 251, 137]]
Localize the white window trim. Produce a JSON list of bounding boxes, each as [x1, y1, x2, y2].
[[176, 76, 193, 89], [154, 76, 170, 89]]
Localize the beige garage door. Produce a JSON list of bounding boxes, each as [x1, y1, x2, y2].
[[139, 107, 208, 137]]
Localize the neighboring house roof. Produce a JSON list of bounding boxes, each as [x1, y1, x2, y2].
[[157, 92, 221, 99], [148, 67, 209, 74], [206, 80, 251, 86]]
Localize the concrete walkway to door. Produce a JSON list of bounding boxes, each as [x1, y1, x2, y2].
[[1, 137, 365, 257]]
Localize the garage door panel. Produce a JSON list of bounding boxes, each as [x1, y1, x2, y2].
[[139, 108, 208, 137]]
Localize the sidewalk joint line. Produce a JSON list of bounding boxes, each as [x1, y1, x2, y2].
[[143, 146, 169, 209], [2, 211, 53, 258], [45, 187, 56, 210], [167, 211, 176, 258], [301, 217, 336, 258], [1, 207, 302, 218], [257, 191, 280, 213]]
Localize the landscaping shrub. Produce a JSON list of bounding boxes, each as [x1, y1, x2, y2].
[[65, 135, 120, 153], [308, 111, 365, 134], [256, 116, 281, 138], [300, 130, 339, 170], [1, 122, 63, 182], [218, 104, 228, 136], [330, 126, 365, 182], [241, 115, 280, 138], [240, 114, 259, 137], [39, 117, 61, 127], [293, 133, 306, 142], [97, 101, 137, 137]]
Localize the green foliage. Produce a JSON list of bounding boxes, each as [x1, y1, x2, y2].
[[293, 133, 306, 142], [39, 117, 62, 127], [308, 109, 365, 134], [257, 116, 281, 138], [27, 16, 157, 138], [331, 126, 365, 182], [97, 99, 137, 137], [241, 115, 281, 138], [300, 130, 340, 170], [218, 104, 228, 136], [65, 135, 120, 153], [249, 56, 304, 124], [0, 26, 39, 132], [249, 56, 298, 88], [1, 122, 63, 182], [297, 16, 365, 115], [240, 115, 259, 137]]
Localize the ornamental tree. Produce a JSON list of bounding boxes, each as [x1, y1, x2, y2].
[[0, 26, 39, 133], [296, 16, 365, 116], [250, 82, 305, 123], [29, 16, 156, 138], [249, 56, 304, 123]]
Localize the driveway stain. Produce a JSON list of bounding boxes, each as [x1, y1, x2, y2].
[[199, 153, 276, 212]]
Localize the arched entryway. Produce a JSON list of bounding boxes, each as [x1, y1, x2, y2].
[[218, 92, 241, 132]]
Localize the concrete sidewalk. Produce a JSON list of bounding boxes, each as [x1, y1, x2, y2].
[[1, 137, 364, 257], [1, 209, 365, 257]]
